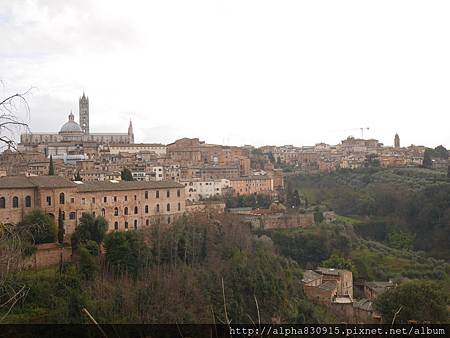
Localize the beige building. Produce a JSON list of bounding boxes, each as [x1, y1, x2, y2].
[[105, 143, 166, 157], [229, 176, 274, 195], [0, 176, 185, 239]]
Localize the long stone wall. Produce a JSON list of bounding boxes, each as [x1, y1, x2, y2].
[[22, 243, 72, 269]]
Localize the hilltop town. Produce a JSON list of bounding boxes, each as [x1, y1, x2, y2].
[[0, 94, 449, 326]]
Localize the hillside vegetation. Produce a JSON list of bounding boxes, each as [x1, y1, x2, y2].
[[1, 214, 333, 324], [287, 168, 450, 259]]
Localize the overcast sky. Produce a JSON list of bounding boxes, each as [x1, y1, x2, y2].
[[1, 0, 449, 148]]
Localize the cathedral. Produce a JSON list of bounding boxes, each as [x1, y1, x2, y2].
[[19, 93, 134, 162]]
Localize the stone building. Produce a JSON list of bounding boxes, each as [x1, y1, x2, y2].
[[316, 267, 353, 299], [229, 176, 274, 195], [363, 281, 395, 300], [0, 176, 185, 240]]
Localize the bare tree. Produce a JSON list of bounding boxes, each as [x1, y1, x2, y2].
[[0, 88, 32, 151], [0, 87, 33, 320], [0, 223, 31, 322]]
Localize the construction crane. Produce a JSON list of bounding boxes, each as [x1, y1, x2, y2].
[[330, 127, 371, 139], [358, 127, 370, 139], [345, 127, 370, 139]]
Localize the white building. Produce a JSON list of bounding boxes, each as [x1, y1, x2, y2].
[[180, 179, 230, 201]]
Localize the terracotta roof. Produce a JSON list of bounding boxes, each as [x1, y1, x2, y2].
[[302, 270, 322, 284], [364, 281, 395, 294], [229, 176, 271, 181], [316, 267, 347, 276], [0, 175, 76, 189], [76, 180, 184, 192], [318, 281, 338, 292], [353, 299, 374, 311]]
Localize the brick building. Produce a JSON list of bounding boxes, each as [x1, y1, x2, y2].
[[0, 176, 185, 240], [229, 176, 274, 195]]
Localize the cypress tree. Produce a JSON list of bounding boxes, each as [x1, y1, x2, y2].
[[74, 170, 82, 181], [58, 208, 65, 244], [48, 155, 55, 175]]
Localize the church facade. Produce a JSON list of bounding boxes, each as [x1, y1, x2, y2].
[[19, 93, 134, 162]]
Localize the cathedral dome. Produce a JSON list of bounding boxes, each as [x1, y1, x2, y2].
[[60, 112, 82, 133]]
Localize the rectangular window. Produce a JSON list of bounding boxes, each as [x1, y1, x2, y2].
[[92, 197, 95, 204], [46, 196, 52, 206], [114, 196, 117, 202], [104, 196, 107, 203], [125, 196, 128, 201]]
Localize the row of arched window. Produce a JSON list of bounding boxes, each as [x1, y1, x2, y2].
[[55, 189, 181, 206], [108, 203, 181, 217], [0, 196, 32, 209], [112, 216, 171, 231]]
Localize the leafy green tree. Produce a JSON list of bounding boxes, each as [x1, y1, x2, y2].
[[434, 145, 448, 159], [121, 167, 134, 181], [387, 229, 414, 250], [48, 155, 55, 175], [103, 231, 146, 277], [321, 253, 357, 278], [71, 213, 108, 250], [57, 209, 65, 244], [18, 209, 57, 244], [374, 280, 448, 323], [79, 243, 99, 280], [314, 210, 324, 224]]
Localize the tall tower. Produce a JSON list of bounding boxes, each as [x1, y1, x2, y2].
[[79, 92, 89, 134], [128, 119, 134, 144], [394, 133, 400, 148]]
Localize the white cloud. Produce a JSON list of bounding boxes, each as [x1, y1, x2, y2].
[[1, 0, 449, 148]]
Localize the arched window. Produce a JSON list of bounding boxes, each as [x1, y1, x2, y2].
[[25, 195, 31, 207], [146, 219, 149, 226], [166, 203, 170, 212], [156, 190, 159, 198], [134, 206, 138, 214], [167, 216, 171, 224], [114, 207, 119, 216], [101, 208, 106, 217], [59, 192, 65, 205], [166, 190, 170, 198], [177, 189, 181, 197], [145, 205, 149, 214], [0, 197, 5, 208], [124, 221, 128, 229], [178, 202, 181, 211], [69, 212, 76, 220], [124, 207, 128, 215], [114, 221, 119, 230], [134, 220, 137, 229], [12, 196, 19, 208], [156, 204, 160, 213]]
